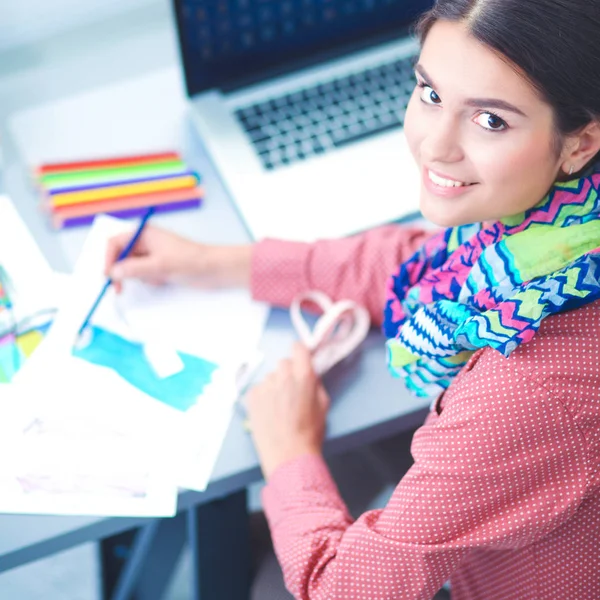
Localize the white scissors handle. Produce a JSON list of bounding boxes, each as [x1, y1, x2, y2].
[[290, 291, 371, 376]]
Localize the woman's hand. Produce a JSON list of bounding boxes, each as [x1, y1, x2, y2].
[[247, 343, 330, 480], [104, 225, 253, 293]]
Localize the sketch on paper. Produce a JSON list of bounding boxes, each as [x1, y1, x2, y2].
[[0, 264, 54, 382], [14, 416, 149, 499], [0, 382, 178, 517]]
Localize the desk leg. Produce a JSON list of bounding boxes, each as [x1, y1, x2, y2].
[[100, 528, 139, 599], [100, 514, 187, 600], [188, 490, 251, 600]]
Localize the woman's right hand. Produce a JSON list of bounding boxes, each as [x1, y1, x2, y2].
[[104, 225, 253, 293]]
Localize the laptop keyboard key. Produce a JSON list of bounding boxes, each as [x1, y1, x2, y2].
[[248, 129, 270, 144], [312, 138, 325, 154], [332, 120, 402, 149]]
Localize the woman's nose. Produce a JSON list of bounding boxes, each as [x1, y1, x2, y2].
[[420, 114, 464, 165]]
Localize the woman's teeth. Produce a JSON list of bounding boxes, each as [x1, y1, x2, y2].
[[428, 170, 471, 188]]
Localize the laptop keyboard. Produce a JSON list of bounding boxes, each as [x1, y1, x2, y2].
[[235, 55, 416, 170]]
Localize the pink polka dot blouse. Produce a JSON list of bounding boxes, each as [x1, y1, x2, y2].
[[250, 225, 600, 600]]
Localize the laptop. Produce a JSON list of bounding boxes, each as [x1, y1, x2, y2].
[[173, 0, 434, 242]]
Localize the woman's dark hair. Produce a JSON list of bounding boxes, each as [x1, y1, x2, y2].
[[415, 0, 600, 159]]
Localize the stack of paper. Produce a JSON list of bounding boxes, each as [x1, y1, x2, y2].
[[0, 200, 269, 517]]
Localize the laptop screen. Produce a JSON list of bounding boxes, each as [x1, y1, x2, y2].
[[174, 0, 434, 97]]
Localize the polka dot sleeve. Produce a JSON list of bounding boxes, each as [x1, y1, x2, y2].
[[250, 226, 436, 326], [262, 355, 590, 600]]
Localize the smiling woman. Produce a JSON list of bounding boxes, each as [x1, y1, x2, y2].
[[102, 1, 600, 598]]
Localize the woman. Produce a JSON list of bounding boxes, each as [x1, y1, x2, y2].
[[106, 0, 600, 597]]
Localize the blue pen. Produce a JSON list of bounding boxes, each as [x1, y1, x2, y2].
[[76, 206, 155, 340]]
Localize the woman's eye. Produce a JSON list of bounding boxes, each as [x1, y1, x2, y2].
[[419, 84, 441, 106], [474, 112, 507, 131]]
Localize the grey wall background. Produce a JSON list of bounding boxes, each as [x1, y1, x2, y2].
[[0, 0, 159, 51]]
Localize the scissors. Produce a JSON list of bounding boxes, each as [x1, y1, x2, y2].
[[290, 290, 371, 376], [236, 291, 370, 429]]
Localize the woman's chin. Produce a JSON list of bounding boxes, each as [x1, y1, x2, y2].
[[419, 195, 471, 228]]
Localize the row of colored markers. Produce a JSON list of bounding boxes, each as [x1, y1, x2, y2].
[[35, 151, 203, 229]]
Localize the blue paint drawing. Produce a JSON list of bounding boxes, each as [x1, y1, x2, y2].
[[73, 326, 217, 411]]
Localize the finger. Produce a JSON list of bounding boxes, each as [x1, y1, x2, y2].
[[144, 277, 168, 288], [254, 372, 278, 395], [278, 358, 293, 377], [112, 275, 166, 294], [104, 232, 140, 276], [246, 385, 260, 407], [316, 384, 331, 411], [265, 370, 279, 385], [247, 380, 268, 407], [292, 342, 315, 380], [110, 256, 161, 283]]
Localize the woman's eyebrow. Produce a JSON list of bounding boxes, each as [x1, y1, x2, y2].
[[464, 98, 527, 117], [415, 63, 435, 86], [414, 63, 527, 117]]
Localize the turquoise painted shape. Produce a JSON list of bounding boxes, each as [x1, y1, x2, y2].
[[0, 337, 19, 382], [73, 326, 218, 411]]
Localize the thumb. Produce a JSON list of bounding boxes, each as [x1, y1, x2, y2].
[[292, 342, 315, 379], [316, 384, 330, 411], [110, 257, 158, 282]]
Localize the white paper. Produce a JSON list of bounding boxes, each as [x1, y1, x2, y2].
[[0, 196, 61, 327], [44, 215, 269, 362], [3, 200, 174, 515], [143, 341, 185, 379], [18, 215, 269, 493], [0, 381, 177, 517], [81, 219, 269, 366]]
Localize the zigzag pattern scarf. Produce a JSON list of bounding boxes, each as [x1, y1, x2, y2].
[[383, 167, 600, 398]]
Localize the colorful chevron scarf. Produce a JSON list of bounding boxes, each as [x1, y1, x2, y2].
[[383, 167, 600, 398]]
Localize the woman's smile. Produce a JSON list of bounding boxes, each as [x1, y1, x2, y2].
[[423, 166, 477, 198]]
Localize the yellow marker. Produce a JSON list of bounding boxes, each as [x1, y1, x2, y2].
[[49, 175, 199, 208]]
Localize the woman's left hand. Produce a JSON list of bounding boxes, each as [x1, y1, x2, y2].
[[247, 343, 330, 480]]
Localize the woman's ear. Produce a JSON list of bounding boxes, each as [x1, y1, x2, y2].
[[561, 121, 600, 175]]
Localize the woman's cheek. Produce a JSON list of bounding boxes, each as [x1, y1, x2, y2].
[[403, 93, 422, 163], [472, 137, 548, 202]]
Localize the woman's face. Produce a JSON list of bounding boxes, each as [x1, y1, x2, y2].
[[404, 20, 565, 227]]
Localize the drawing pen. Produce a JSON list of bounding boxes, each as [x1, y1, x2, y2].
[[75, 206, 155, 342]]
